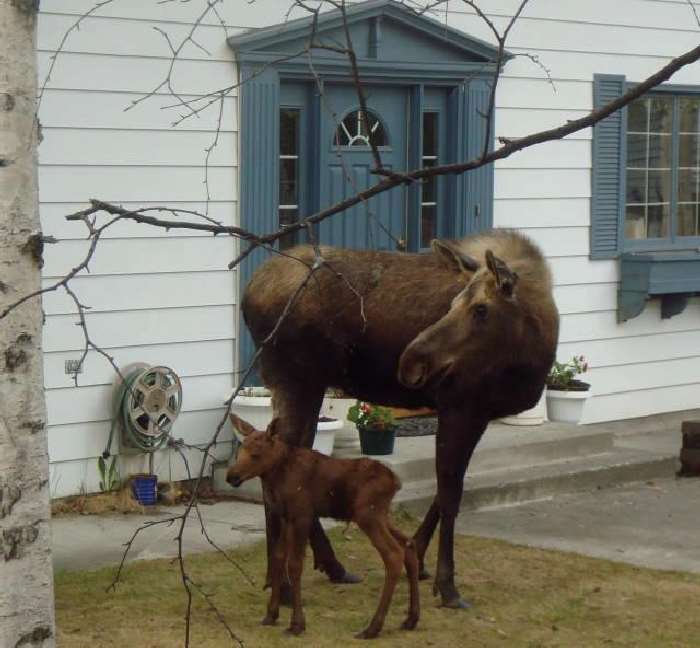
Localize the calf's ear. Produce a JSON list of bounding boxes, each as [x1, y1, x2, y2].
[[431, 239, 479, 274], [229, 413, 256, 437]]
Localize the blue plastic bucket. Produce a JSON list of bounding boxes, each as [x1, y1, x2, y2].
[[132, 475, 158, 505]]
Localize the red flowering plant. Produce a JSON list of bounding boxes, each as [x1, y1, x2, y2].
[[546, 355, 590, 392], [347, 401, 396, 432]]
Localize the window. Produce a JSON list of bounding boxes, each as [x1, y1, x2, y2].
[[624, 94, 700, 243], [421, 112, 438, 247], [279, 109, 300, 250], [334, 109, 387, 147]]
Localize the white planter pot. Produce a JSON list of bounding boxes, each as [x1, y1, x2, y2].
[[500, 391, 547, 426], [545, 388, 590, 424], [315, 417, 343, 455], [322, 398, 361, 452]]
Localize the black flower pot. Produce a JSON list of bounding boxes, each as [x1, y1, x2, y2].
[[358, 426, 396, 455]]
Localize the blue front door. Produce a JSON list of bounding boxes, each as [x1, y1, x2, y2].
[[319, 84, 408, 250]]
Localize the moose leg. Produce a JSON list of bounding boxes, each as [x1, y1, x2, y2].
[[413, 499, 440, 580], [355, 514, 404, 639], [434, 410, 487, 609], [270, 379, 360, 585], [389, 525, 420, 631]]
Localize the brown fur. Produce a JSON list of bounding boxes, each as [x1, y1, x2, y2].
[[242, 228, 559, 607], [227, 414, 419, 639]]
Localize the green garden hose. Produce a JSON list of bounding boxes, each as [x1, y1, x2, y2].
[[102, 365, 182, 458]]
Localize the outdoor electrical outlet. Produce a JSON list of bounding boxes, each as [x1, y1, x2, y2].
[[65, 359, 83, 375]]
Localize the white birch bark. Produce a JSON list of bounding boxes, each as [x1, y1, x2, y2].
[[0, 1, 56, 646]]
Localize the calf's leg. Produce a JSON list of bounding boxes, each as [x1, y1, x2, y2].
[[286, 520, 311, 636], [355, 515, 404, 639], [389, 524, 420, 631], [433, 409, 487, 609], [262, 517, 288, 626]]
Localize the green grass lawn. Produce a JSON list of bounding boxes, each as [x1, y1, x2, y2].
[[55, 518, 700, 647]]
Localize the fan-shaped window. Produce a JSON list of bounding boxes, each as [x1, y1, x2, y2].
[[334, 109, 388, 147]]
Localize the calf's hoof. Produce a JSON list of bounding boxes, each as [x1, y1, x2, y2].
[[285, 623, 305, 636], [400, 615, 419, 631], [261, 614, 277, 626], [355, 627, 380, 640]]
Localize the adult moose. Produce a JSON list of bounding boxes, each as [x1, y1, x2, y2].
[[242, 228, 559, 609]]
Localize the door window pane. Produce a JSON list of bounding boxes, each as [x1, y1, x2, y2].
[[421, 112, 439, 248], [279, 109, 300, 249], [334, 109, 387, 147]]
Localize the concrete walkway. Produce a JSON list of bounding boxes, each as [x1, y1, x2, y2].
[[456, 477, 700, 574]]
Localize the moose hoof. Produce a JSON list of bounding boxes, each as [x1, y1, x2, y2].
[[261, 614, 277, 626], [285, 623, 305, 636], [400, 616, 418, 631], [441, 596, 471, 610], [355, 627, 379, 640], [329, 570, 362, 585]]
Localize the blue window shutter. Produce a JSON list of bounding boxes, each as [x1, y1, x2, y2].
[[591, 73, 626, 259], [238, 65, 280, 384], [462, 78, 494, 236]]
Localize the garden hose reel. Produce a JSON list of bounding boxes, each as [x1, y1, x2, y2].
[[105, 363, 183, 457]]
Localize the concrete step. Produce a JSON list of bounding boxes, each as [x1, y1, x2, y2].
[[398, 447, 680, 513], [213, 422, 616, 503]]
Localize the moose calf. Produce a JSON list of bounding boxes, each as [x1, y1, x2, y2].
[[226, 413, 420, 639]]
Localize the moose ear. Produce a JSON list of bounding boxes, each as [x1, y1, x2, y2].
[[485, 249, 518, 297], [431, 239, 479, 274], [229, 413, 257, 437]]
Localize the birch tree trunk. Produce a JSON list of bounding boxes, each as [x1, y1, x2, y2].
[[0, 2, 56, 646]]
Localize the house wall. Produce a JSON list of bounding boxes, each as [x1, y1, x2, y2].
[[38, 0, 700, 496]]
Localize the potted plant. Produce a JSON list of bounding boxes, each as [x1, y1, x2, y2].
[[545, 355, 591, 424], [347, 401, 397, 455]]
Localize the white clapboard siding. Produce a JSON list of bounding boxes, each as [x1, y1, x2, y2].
[[38, 166, 236, 203], [40, 90, 238, 131], [495, 169, 590, 200], [583, 382, 700, 425], [49, 437, 233, 498], [496, 78, 591, 110], [560, 300, 700, 344], [496, 109, 591, 141], [44, 339, 235, 389], [41, 202, 237, 240], [495, 198, 590, 228], [43, 305, 235, 352], [48, 410, 235, 464], [553, 283, 617, 315], [38, 14, 237, 61], [41, 270, 235, 315], [46, 373, 233, 426], [40, 129, 237, 167], [40, 0, 319, 27], [558, 329, 700, 370], [495, 140, 591, 169], [516, 226, 589, 257], [547, 257, 618, 287], [589, 356, 700, 395], [38, 51, 235, 95], [43, 237, 236, 278]]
